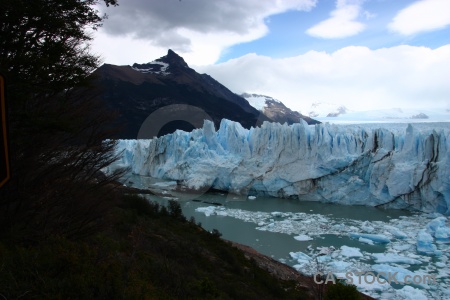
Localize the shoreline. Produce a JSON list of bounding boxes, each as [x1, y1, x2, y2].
[[229, 240, 375, 300]]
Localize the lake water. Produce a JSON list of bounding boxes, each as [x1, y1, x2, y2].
[[147, 190, 402, 259], [122, 174, 450, 299]]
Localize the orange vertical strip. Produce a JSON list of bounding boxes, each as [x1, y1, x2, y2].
[[0, 75, 10, 187]]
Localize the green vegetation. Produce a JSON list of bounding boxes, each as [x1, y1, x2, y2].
[[324, 280, 362, 300], [0, 195, 308, 299], [0, 0, 123, 243]]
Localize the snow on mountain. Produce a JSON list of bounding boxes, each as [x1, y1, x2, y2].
[[132, 60, 170, 76], [113, 119, 450, 214], [311, 106, 450, 124], [242, 93, 281, 111], [241, 93, 320, 125], [308, 102, 349, 118]]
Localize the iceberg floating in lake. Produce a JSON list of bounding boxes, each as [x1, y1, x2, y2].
[[294, 234, 313, 241], [340, 246, 364, 257], [426, 217, 450, 242], [350, 232, 391, 244], [290, 251, 312, 270], [416, 230, 442, 256], [114, 119, 450, 214], [384, 224, 409, 239], [372, 264, 416, 284], [371, 253, 422, 265], [396, 286, 429, 300], [327, 260, 351, 272]]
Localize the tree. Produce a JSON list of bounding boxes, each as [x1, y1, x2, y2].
[[0, 0, 124, 242], [0, 0, 117, 91], [168, 200, 186, 221], [325, 280, 361, 300]]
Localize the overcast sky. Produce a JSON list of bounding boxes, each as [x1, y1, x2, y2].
[[91, 0, 450, 114]]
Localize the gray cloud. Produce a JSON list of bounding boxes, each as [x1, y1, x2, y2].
[[98, 0, 317, 49]]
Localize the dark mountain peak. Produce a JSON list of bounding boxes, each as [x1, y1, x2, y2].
[[130, 49, 189, 75], [160, 49, 189, 68], [94, 50, 273, 138]]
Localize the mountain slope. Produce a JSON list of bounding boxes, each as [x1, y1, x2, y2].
[[242, 93, 320, 125], [0, 193, 311, 299], [93, 50, 271, 139]]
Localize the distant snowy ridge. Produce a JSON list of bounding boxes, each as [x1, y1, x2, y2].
[[242, 93, 281, 111], [241, 93, 320, 125], [305, 102, 450, 123], [314, 107, 450, 123], [114, 120, 450, 214], [308, 102, 349, 118]]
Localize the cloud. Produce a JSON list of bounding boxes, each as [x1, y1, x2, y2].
[[195, 45, 450, 112], [389, 0, 450, 35], [306, 0, 366, 39], [94, 0, 317, 65]]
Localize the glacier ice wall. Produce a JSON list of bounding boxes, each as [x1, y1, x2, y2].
[[115, 119, 450, 214]]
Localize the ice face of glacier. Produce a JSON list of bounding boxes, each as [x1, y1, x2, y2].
[[114, 119, 450, 214]]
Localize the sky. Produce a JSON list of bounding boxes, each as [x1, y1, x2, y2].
[[91, 0, 450, 114]]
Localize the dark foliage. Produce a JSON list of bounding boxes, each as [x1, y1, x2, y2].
[[0, 0, 117, 91], [0, 0, 123, 242], [167, 199, 185, 221], [0, 194, 309, 299], [325, 281, 362, 300]]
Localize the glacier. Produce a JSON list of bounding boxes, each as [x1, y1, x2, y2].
[[114, 119, 450, 214]]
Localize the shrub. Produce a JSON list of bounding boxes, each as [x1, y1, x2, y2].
[[325, 280, 361, 300], [167, 200, 186, 221]]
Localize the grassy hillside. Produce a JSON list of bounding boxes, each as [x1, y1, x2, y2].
[[0, 194, 311, 299]]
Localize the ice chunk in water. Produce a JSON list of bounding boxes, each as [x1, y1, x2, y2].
[[372, 264, 416, 284], [372, 253, 421, 265], [426, 217, 447, 234], [396, 286, 428, 300], [425, 217, 450, 242], [384, 225, 408, 239], [416, 230, 442, 256], [350, 232, 390, 244], [289, 251, 312, 262], [294, 234, 313, 241], [327, 261, 351, 272], [359, 237, 374, 245], [195, 206, 216, 217], [340, 246, 363, 257]]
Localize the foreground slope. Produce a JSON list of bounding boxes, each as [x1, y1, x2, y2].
[[115, 120, 450, 214], [0, 194, 312, 299]]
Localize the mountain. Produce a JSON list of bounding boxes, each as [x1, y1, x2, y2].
[[307, 102, 349, 118], [316, 108, 450, 124], [93, 49, 271, 139], [114, 119, 450, 215], [307, 103, 449, 123], [241, 93, 320, 125]]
